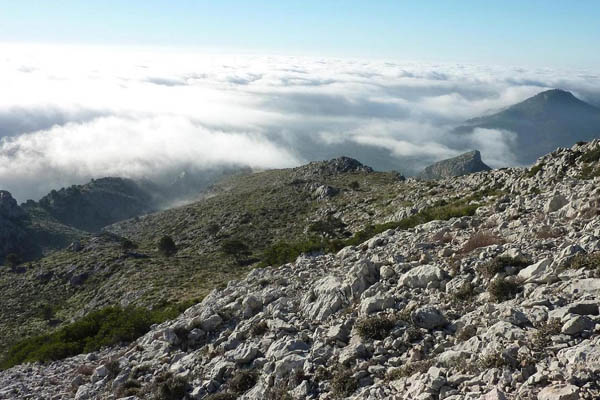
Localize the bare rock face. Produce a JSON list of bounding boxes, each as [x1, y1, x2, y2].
[[0, 191, 28, 264], [418, 150, 491, 180]]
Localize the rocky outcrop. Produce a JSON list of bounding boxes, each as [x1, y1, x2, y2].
[[296, 156, 374, 178], [0, 191, 28, 264], [418, 150, 491, 180]]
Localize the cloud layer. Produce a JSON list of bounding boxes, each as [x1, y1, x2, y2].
[[1, 44, 600, 201]]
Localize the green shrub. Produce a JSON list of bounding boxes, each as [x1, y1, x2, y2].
[[386, 360, 434, 380], [581, 146, 600, 163], [356, 315, 396, 340], [121, 239, 138, 251], [349, 180, 360, 190], [308, 217, 346, 237], [229, 370, 257, 393], [158, 236, 177, 257], [579, 164, 600, 180], [488, 278, 521, 302], [563, 252, 600, 276], [221, 239, 251, 258], [0, 302, 191, 370], [526, 163, 545, 178], [157, 372, 189, 400], [480, 256, 531, 279], [532, 318, 562, 353], [259, 237, 340, 267], [4, 253, 22, 268], [331, 369, 358, 398]]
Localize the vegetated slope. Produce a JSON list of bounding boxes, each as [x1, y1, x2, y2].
[[3, 141, 600, 399], [0, 157, 418, 356], [418, 150, 491, 180], [454, 89, 600, 164]]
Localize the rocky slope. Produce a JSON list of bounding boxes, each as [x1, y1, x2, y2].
[[2, 143, 600, 399], [418, 150, 491, 180]]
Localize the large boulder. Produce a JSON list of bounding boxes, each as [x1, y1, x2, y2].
[[399, 265, 446, 288]]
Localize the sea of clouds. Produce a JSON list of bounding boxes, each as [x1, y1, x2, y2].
[[1, 43, 600, 202]]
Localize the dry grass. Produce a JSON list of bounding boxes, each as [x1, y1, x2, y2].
[[460, 231, 504, 253], [535, 225, 563, 239]]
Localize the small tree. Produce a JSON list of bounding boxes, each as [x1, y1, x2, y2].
[[5, 253, 22, 268], [158, 236, 177, 257], [349, 180, 360, 190], [221, 239, 250, 260], [121, 239, 138, 251]]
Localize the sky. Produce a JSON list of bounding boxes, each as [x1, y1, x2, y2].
[[1, 1, 599, 68], [0, 2, 599, 202]]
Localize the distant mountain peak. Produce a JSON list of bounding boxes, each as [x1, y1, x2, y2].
[[454, 88, 600, 165], [517, 88, 594, 109]]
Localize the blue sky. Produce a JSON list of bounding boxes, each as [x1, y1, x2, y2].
[[1, 1, 599, 67]]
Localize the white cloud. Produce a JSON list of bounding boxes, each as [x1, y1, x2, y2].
[[0, 43, 599, 201]]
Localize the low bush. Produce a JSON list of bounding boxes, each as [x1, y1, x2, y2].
[[356, 315, 396, 340], [331, 369, 358, 398], [0, 302, 194, 370], [258, 237, 341, 267], [308, 216, 346, 237], [4, 253, 22, 268], [563, 252, 600, 276], [532, 318, 562, 353], [157, 372, 189, 400], [480, 255, 531, 279], [229, 370, 257, 393], [579, 164, 600, 180], [526, 163, 545, 178], [386, 360, 434, 380], [488, 278, 521, 302], [221, 239, 251, 258], [581, 146, 600, 163], [349, 180, 360, 190]]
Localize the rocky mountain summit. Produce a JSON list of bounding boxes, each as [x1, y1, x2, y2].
[[2, 142, 600, 399], [418, 150, 491, 180]]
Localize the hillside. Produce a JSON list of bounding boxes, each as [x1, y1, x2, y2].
[[454, 89, 600, 164], [1, 143, 600, 399], [0, 157, 414, 356]]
